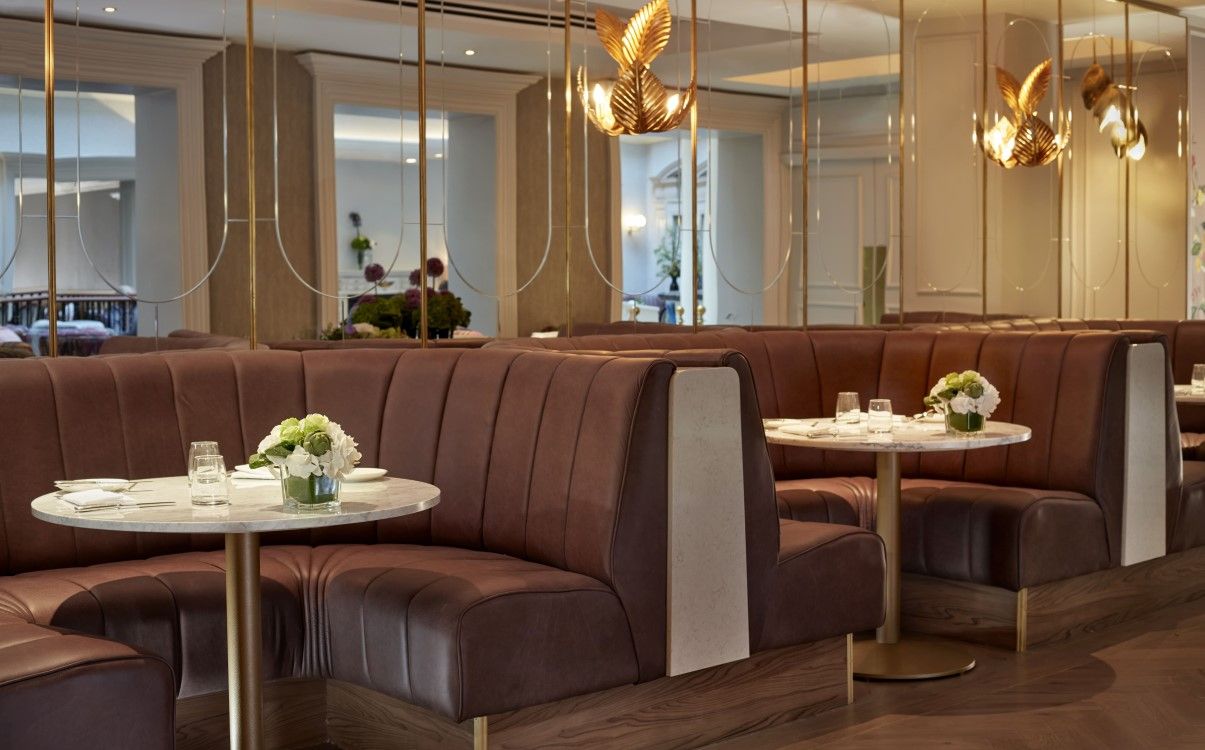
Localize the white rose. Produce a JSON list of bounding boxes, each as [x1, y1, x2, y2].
[[257, 425, 282, 454]]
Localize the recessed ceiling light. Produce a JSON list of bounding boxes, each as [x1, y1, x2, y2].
[[405, 157, 417, 164], [434, 153, 443, 159], [103, 5, 117, 12], [464, 49, 476, 56]]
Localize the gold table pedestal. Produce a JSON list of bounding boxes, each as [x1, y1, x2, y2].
[[852, 638, 976, 681]]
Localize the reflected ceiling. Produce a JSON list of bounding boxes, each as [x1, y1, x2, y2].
[[0, 0, 1196, 96]]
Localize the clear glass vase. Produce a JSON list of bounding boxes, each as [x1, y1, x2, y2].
[[945, 411, 985, 435], [281, 473, 341, 513]]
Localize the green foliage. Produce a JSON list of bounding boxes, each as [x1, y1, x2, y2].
[[427, 293, 472, 332], [350, 235, 372, 252], [653, 219, 682, 281]]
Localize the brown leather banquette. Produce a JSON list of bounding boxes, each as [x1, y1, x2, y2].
[[98, 329, 255, 354], [493, 328, 1188, 589], [0, 347, 882, 747], [265, 337, 490, 351]]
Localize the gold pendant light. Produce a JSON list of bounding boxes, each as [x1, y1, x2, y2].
[[979, 59, 1068, 169], [1082, 63, 1148, 162], [578, 0, 695, 136]]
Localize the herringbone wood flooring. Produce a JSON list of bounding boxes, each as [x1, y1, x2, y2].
[[713, 596, 1205, 749]]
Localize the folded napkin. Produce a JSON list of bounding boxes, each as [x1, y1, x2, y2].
[[61, 488, 126, 508], [230, 468, 276, 481]]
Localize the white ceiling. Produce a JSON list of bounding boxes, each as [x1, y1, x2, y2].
[[0, 0, 1199, 97]]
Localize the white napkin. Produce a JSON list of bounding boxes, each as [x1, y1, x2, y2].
[[230, 468, 276, 481], [61, 488, 126, 508]]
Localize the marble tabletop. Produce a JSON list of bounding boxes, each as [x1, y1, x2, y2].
[[1174, 385, 1205, 405], [31, 475, 440, 534], [763, 417, 1032, 453]]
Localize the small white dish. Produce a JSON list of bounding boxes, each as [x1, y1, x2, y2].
[[343, 467, 387, 483], [763, 418, 802, 429]]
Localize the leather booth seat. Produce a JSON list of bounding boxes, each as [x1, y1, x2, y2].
[[265, 337, 489, 351], [0, 347, 884, 746], [98, 329, 256, 354], [493, 328, 1191, 589]]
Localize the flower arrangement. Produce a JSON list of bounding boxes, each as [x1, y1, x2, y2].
[[249, 414, 362, 511], [653, 217, 682, 291], [924, 370, 1001, 434], [349, 212, 375, 269], [320, 257, 472, 340]]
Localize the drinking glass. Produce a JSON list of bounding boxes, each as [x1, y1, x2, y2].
[[1193, 364, 1205, 393], [188, 441, 220, 483], [835, 392, 861, 424], [868, 399, 893, 434], [190, 454, 229, 507]]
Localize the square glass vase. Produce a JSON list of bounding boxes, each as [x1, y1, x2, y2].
[[281, 473, 341, 513], [945, 411, 985, 435]]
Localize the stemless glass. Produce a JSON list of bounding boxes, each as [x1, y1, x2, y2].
[[190, 454, 230, 507], [1193, 364, 1205, 393], [868, 399, 893, 434], [835, 392, 861, 424], [188, 441, 220, 483]]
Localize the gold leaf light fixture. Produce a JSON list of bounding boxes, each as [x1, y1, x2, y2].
[[1081, 63, 1147, 161], [578, 0, 696, 136], [979, 59, 1068, 169]]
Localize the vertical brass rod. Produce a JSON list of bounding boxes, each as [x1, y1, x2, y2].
[[690, 0, 699, 331], [800, 0, 808, 327], [980, 0, 988, 318], [418, 0, 430, 347], [225, 532, 264, 750], [246, 0, 257, 349], [563, 1, 573, 336], [44, 0, 57, 357], [875, 451, 901, 644], [1124, 1, 1132, 318], [1056, 0, 1064, 317], [897, 0, 905, 327]]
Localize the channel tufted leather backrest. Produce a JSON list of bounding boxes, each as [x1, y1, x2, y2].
[[499, 328, 1133, 564], [0, 348, 673, 660]]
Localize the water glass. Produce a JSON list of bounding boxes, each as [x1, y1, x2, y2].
[[835, 392, 861, 424], [868, 399, 893, 434], [190, 454, 229, 507], [1193, 364, 1205, 393], [188, 441, 220, 483]]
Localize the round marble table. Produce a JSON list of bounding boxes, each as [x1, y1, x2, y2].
[[33, 475, 440, 750], [764, 417, 1031, 681], [1174, 385, 1205, 405]]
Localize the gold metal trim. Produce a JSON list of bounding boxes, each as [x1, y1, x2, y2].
[[246, 0, 257, 349], [801, 0, 808, 327], [1057, 0, 1064, 317], [690, 0, 698, 331], [1124, 1, 1132, 318], [564, 0, 573, 337], [845, 633, 853, 704], [1015, 587, 1029, 653], [44, 0, 57, 357], [896, 0, 904, 328], [981, 0, 988, 317], [419, 0, 430, 348], [226, 532, 264, 749], [473, 717, 488, 749]]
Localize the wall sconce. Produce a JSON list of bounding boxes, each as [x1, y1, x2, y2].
[[622, 213, 648, 235], [978, 60, 1068, 169], [1082, 63, 1148, 162], [579, 0, 695, 136]]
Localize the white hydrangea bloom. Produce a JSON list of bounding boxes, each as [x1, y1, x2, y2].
[[948, 393, 975, 415], [284, 446, 320, 478], [257, 425, 282, 454], [974, 380, 1001, 417]]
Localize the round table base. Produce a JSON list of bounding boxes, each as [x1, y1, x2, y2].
[[852, 639, 976, 681]]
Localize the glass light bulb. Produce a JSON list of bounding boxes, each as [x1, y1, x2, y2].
[[666, 93, 680, 114], [1099, 104, 1122, 133], [1128, 134, 1147, 161]]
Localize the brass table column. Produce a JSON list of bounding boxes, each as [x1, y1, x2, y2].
[[851, 454, 976, 680], [225, 533, 264, 750]]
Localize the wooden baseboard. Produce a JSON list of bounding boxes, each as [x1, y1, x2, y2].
[[175, 678, 326, 750], [323, 636, 849, 750], [901, 546, 1205, 651]]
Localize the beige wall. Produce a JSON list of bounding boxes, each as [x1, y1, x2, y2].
[[515, 78, 614, 335], [203, 45, 317, 341]]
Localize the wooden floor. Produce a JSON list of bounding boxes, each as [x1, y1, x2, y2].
[[712, 596, 1205, 749]]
